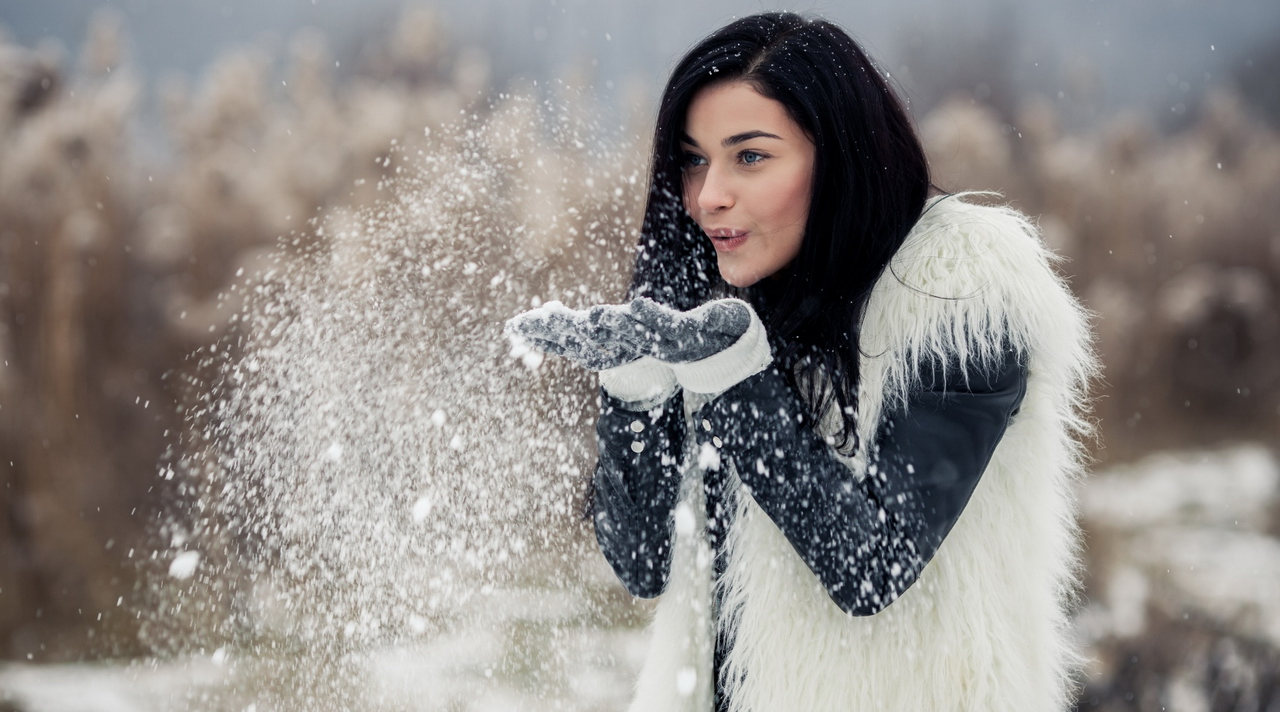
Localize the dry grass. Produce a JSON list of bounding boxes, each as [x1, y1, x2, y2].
[[921, 91, 1280, 462]]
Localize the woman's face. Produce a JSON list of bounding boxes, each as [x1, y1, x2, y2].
[[680, 81, 815, 288]]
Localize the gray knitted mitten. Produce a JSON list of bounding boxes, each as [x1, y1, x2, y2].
[[588, 297, 751, 364], [504, 301, 643, 371]]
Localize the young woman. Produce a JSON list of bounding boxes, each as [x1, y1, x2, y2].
[[506, 12, 1094, 712]]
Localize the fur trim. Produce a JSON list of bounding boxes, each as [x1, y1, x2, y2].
[[671, 302, 772, 395], [627, 452, 715, 712], [628, 195, 1097, 712], [600, 356, 680, 407]]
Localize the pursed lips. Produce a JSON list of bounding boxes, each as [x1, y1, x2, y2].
[[705, 227, 749, 251], [706, 227, 748, 239]]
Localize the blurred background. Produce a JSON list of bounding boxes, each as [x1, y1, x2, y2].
[[1, 0, 1278, 710]]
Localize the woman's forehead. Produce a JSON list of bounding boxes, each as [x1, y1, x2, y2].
[[683, 82, 803, 144]]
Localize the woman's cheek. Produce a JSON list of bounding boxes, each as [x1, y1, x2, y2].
[[681, 174, 704, 220]]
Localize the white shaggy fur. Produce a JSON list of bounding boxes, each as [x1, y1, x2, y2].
[[626, 195, 1097, 712]]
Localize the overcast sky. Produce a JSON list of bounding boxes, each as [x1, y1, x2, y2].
[[3, 0, 1279, 123]]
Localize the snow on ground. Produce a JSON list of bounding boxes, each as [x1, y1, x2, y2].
[[1076, 444, 1280, 648], [1, 553, 652, 711], [0, 657, 228, 712], [3, 444, 1277, 711], [1080, 445, 1277, 531]]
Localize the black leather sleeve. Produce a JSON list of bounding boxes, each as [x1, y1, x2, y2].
[[693, 348, 1028, 615], [591, 389, 688, 598]]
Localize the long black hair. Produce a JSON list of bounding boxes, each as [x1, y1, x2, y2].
[[631, 12, 930, 454]]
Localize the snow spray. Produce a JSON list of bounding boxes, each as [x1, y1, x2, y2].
[[136, 92, 652, 711]]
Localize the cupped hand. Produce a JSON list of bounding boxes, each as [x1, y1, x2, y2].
[[587, 297, 752, 364], [503, 301, 644, 372]]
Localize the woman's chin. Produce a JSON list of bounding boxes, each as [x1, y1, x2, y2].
[[718, 268, 762, 289]]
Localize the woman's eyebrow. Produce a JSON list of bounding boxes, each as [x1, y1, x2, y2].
[[723, 130, 782, 146], [679, 130, 784, 148]]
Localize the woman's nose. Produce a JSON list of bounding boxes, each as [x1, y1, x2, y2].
[[696, 166, 734, 213]]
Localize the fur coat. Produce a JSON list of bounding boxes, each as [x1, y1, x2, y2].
[[624, 195, 1096, 712]]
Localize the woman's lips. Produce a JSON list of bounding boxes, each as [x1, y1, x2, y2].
[[707, 228, 748, 252]]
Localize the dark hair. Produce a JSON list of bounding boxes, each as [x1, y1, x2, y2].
[[630, 12, 930, 454]]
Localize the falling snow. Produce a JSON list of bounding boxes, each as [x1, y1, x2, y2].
[[131, 93, 654, 711]]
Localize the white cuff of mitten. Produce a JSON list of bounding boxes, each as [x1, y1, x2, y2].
[[670, 307, 772, 395], [599, 356, 679, 406]]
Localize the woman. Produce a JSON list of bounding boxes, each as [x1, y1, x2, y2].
[[506, 12, 1094, 712]]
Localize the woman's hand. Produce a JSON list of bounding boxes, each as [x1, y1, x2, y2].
[[504, 301, 645, 372], [505, 297, 766, 395], [589, 297, 752, 364]]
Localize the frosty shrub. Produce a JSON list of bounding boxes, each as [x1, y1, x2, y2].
[[921, 89, 1280, 463]]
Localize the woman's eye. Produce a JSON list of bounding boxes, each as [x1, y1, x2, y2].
[[739, 150, 767, 165], [683, 152, 707, 168]]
